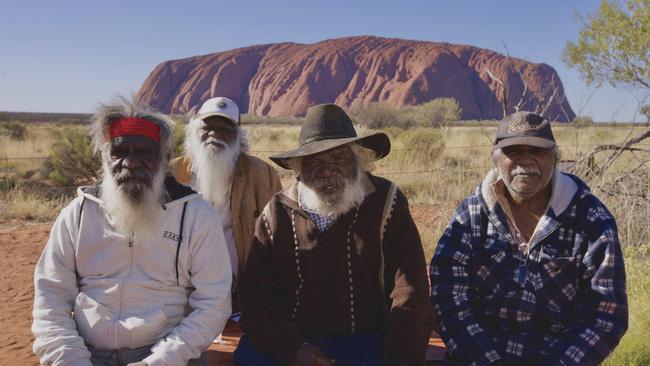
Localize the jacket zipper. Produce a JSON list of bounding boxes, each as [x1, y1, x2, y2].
[[526, 222, 561, 263], [113, 234, 134, 348]]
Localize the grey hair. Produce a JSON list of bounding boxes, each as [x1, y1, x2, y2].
[[287, 142, 378, 174], [349, 143, 378, 173], [491, 146, 561, 167], [183, 116, 250, 162], [89, 96, 175, 164]]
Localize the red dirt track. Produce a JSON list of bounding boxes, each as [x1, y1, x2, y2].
[[0, 219, 444, 366]]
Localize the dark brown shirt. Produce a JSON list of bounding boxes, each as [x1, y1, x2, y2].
[[238, 174, 433, 365]]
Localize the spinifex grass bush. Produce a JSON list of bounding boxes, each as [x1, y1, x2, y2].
[[0, 184, 64, 221], [382, 128, 445, 169], [353, 98, 462, 129], [406, 98, 462, 127], [46, 128, 100, 186], [0, 121, 28, 141]]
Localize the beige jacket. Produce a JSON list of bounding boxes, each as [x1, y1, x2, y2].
[[170, 154, 282, 274]]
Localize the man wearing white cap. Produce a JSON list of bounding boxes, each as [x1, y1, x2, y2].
[[171, 97, 281, 304]]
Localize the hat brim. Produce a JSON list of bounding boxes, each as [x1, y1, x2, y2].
[[196, 112, 239, 125], [495, 136, 555, 149], [270, 133, 391, 170]]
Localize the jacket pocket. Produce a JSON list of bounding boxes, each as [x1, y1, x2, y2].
[[118, 307, 175, 348], [531, 254, 578, 312], [473, 240, 510, 298], [73, 292, 114, 348]]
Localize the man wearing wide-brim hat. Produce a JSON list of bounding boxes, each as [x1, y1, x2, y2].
[[430, 111, 628, 365], [235, 104, 434, 366]]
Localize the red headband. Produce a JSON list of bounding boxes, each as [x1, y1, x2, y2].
[[108, 117, 160, 143]]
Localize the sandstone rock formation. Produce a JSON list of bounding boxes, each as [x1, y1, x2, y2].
[[137, 36, 575, 121]]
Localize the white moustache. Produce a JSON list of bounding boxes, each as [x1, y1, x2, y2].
[[511, 166, 541, 176], [204, 137, 227, 148]]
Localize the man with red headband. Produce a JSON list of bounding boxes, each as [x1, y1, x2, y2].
[[32, 99, 232, 366]]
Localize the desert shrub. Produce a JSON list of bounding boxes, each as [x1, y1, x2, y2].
[[246, 126, 299, 155], [572, 115, 594, 127], [266, 129, 284, 143], [389, 128, 445, 168], [0, 185, 63, 221], [241, 113, 304, 125], [0, 176, 16, 192], [440, 155, 472, 169], [354, 98, 461, 129], [46, 128, 101, 186], [353, 103, 410, 129], [0, 121, 28, 141], [172, 121, 186, 159], [408, 98, 462, 127]]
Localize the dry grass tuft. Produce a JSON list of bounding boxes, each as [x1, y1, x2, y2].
[[0, 186, 65, 222]]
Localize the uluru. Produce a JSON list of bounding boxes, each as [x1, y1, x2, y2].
[[137, 35, 575, 122]]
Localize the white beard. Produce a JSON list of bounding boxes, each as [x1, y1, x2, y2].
[[298, 168, 367, 218], [100, 162, 166, 237], [185, 118, 241, 209]]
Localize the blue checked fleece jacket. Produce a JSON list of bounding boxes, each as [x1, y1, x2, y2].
[[430, 171, 628, 366]]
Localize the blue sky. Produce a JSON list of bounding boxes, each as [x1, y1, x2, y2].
[[0, 0, 646, 122]]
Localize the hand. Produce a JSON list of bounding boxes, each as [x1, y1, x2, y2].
[[293, 344, 336, 366], [126, 362, 148, 366]]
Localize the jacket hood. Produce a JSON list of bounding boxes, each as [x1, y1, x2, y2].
[[479, 168, 590, 217]]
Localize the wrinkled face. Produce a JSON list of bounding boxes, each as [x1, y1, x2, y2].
[[106, 136, 161, 200], [496, 145, 555, 200], [300, 145, 357, 198], [199, 116, 237, 150]]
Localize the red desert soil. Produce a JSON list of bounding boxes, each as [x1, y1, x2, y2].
[[0, 222, 50, 366], [0, 204, 443, 366]]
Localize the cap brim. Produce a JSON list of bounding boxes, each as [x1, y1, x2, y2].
[[495, 136, 555, 149], [270, 133, 391, 170], [196, 112, 239, 125]]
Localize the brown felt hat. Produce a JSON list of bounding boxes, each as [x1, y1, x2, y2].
[[270, 104, 391, 169]]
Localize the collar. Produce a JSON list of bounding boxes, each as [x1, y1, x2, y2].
[[232, 153, 247, 178], [481, 168, 578, 217]]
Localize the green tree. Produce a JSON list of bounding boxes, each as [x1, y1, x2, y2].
[[563, 0, 649, 90]]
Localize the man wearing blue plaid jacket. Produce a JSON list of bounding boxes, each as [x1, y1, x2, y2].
[[430, 111, 628, 365]]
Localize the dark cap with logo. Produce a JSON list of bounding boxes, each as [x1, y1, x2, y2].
[[494, 111, 556, 149]]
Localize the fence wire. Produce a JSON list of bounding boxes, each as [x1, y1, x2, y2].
[[7, 142, 648, 161]]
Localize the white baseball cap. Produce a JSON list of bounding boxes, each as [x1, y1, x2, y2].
[[196, 97, 240, 125]]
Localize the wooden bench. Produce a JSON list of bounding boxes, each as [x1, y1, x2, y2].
[[207, 322, 446, 365]]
